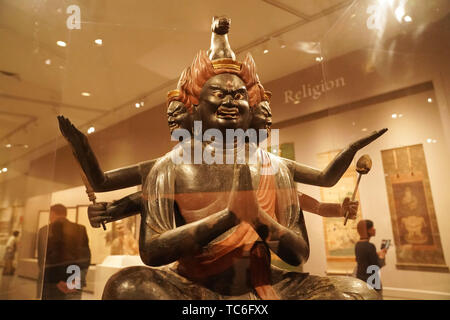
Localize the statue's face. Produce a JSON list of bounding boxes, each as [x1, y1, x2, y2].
[[167, 101, 192, 134], [197, 73, 251, 132], [251, 100, 272, 130]]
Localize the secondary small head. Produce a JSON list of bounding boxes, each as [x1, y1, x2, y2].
[[167, 100, 193, 134]]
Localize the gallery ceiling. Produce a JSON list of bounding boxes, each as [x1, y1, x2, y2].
[[0, 0, 449, 183]]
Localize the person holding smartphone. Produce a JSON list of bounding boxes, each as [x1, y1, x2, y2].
[[355, 220, 388, 298]]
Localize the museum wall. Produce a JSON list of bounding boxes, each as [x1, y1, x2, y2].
[[271, 31, 450, 298]]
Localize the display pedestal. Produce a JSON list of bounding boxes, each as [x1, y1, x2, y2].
[[93, 255, 144, 299]]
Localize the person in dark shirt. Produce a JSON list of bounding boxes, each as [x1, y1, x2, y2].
[[37, 204, 91, 300], [355, 219, 387, 297]]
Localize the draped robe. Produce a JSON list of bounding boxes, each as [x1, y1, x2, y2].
[[141, 142, 309, 299]]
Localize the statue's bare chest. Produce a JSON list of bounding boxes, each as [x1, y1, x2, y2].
[[173, 163, 260, 220]]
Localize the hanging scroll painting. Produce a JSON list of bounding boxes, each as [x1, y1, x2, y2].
[[381, 144, 448, 272]]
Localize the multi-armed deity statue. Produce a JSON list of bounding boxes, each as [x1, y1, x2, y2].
[[58, 17, 386, 300]]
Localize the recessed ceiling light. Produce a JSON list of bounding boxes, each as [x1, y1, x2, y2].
[[24, 144, 29, 148], [5, 144, 12, 148], [391, 113, 398, 119], [87, 127, 95, 134], [140, 101, 144, 107], [56, 40, 67, 47], [398, 114, 403, 118], [427, 138, 432, 143], [45, 59, 51, 65], [432, 139, 437, 143], [404, 15, 412, 22], [2, 168, 7, 172], [81, 92, 91, 97], [135, 103, 140, 108], [263, 49, 269, 54], [95, 39, 103, 45], [315, 56, 323, 62], [427, 98, 433, 103], [362, 128, 368, 132], [280, 44, 286, 49], [395, 7, 405, 22]]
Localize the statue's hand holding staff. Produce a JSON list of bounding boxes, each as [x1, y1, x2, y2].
[[88, 202, 113, 228]]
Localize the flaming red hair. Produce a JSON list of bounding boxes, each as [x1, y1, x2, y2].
[[167, 50, 267, 113]]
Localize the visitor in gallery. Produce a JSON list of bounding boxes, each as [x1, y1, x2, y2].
[[37, 204, 91, 300], [2, 230, 20, 276], [355, 219, 387, 298]]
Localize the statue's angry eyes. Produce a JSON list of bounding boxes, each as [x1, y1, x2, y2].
[[210, 87, 248, 102]]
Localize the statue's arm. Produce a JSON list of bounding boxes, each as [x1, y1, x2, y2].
[[298, 193, 358, 219], [228, 165, 309, 266], [283, 129, 387, 187], [58, 116, 158, 191], [253, 208, 309, 266], [87, 191, 143, 228], [139, 205, 238, 266]]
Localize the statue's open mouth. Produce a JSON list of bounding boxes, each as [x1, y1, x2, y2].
[[216, 106, 239, 119], [168, 122, 179, 130]]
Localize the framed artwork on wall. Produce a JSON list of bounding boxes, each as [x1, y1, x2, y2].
[[317, 150, 362, 274], [0, 207, 13, 245], [381, 144, 448, 272]]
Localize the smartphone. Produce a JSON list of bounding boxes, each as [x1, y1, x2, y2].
[[381, 239, 391, 250]]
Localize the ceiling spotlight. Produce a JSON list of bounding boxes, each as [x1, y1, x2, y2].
[[426, 138, 432, 143], [280, 44, 286, 49], [263, 49, 269, 54], [427, 98, 433, 103], [81, 92, 91, 97], [394, 7, 405, 22], [5, 143, 12, 148], [432, 139, 437, 143], [87, 127, 95, 134], [135, 103, 141, 108], [45, 59, 51, 65], [94, 39, 103, 45], [391, 113, 398, 119], [403, 15, 412, 22], [2, 168, 7, 172], [56, 40, 67, 47], [398, 114, 403, 118], [362, 128, 368, 132], [140, 101, 144, 107], [315, 56, 323, 62]]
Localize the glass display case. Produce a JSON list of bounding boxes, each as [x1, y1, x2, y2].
[[0, 0, 449, 301]]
